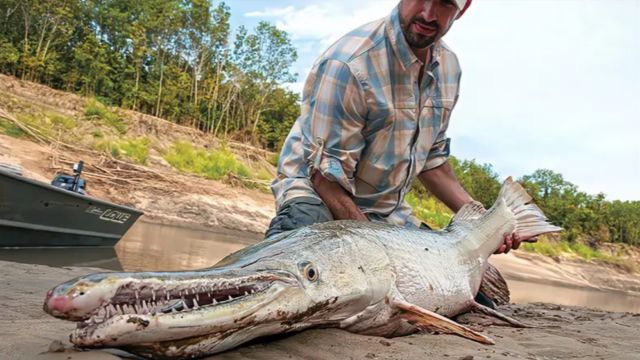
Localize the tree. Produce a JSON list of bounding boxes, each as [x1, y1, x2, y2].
[[232, 22, 297, 142]]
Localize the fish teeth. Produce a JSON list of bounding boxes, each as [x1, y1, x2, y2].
[[193, 299, 199, 309], [244, 291, 249, 296], [152, 291, 156, 302]]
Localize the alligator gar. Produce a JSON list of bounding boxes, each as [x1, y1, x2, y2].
[[43, 177, 561, 358]]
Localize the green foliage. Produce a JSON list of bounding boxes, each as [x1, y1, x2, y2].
[[405, 192, 453, 230], [95, 137, 150, 165], [522, 237, 637, 272], [48, 112, 76, 130], [449, 156, 501, 208], [85, 99, 126, 134], [0, 37, 19, 72], [255, 168, 273, 181], [15, 113, 51, 136], [519, 169, 640, 246], [164, 141, 250, 180], [0, 0, 299, 143], [0, 119, 24, 137]]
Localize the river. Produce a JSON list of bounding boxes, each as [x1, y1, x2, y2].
[[0, 220, 638, 313]]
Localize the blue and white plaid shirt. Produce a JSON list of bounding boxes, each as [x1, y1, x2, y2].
[[271, 5, 461, 227]]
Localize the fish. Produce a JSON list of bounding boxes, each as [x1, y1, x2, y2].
[[43, 177, 562, 358]]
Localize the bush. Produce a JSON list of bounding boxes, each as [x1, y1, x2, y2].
[[95, 137, 150, 164], [85, 99, 126, 134], [164, 141, 250, 180], [405, 192, 453, 229], [48, 112, 76, 130], [0, 119, 24, 137]]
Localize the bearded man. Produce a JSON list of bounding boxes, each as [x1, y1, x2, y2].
[[268, 0, 527, 305]]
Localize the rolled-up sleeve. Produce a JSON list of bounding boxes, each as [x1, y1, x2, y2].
[[302, 59, 367, 194], [425, 135, 451, 170]]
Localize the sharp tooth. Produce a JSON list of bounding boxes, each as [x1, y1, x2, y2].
[[228, 295, 233, 301], [251, 289, 255, 294], [244, 291, 249, 296], [195, 294, 199, 301], [123, 304, 130, 314], [152, 291, 156, 302], [171, 308, 178, 313], [212, 299, 217, 305], [166, 292, 170, 301], [193, 299, 199, 309]]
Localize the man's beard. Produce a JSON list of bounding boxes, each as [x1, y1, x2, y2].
[[401, 16, 440, 49]]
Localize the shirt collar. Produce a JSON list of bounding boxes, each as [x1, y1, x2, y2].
[[386, 5, 441, 72]]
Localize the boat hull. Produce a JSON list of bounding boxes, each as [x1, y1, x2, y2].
[[0, 169, 143, 247]]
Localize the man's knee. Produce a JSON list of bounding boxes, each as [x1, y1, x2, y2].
[[265, 197, 333, 238]]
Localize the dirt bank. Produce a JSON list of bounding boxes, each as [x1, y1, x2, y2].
[[0, 133, 275, 234], [1, 260, 638, 360]]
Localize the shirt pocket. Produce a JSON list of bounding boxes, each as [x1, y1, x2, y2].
[[416, 97, 456, 163], [421, 97, 455, 137]]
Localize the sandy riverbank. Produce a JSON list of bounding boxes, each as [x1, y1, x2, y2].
[[1, 259, 639, 360]]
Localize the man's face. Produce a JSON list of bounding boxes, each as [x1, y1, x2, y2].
[[399, 0, 462, 49]]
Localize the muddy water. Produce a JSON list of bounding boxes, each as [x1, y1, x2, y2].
[[115, 220, 261, 271], [1, 220, 638, 313]]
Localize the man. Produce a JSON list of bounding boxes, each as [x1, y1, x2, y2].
[[268, 0, 527, 255]]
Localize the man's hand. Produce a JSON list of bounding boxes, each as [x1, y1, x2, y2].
[[494, 233, 538, 254], [311, 171, 368, 221]]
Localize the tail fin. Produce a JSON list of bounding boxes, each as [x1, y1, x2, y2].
[[496, 177, 563, 239]]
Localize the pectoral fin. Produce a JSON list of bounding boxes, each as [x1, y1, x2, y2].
[[470, 301, 529, 328], [392, 299, 495, 345]]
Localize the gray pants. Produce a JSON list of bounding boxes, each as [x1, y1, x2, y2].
[[265, 197, 333, 239]]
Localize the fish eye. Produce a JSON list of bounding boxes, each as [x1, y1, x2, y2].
[[303, 263, 319, 282]]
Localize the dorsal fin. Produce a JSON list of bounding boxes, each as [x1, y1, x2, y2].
[[450, 200, 486, 224]]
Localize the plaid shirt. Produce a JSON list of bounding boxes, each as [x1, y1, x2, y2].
[[271, 5, 461, 227]]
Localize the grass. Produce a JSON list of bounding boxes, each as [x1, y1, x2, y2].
[[0, 118, 24, 137], [95, 137, 150, 165], [405, 192, 453, 229], [85, 99, 127, 134], [15, 113, 51, 137], [522, 237, 637, 272], [163, 141, 251, 181], [48, 112, 76, 130]]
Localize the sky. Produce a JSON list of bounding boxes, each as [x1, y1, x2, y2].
[[227, 0, 640, 201]]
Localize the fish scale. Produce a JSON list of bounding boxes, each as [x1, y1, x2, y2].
[[43, 177, 561, 358]]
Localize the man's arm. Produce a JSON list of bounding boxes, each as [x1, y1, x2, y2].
[[312, 171, 368, 221], [418, 160, 472, 212]]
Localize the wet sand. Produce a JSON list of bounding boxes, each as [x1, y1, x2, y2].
[[1, 260, 639, 360]]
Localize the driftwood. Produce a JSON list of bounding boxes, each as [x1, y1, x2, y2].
[[2, 105, 185, 193]]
